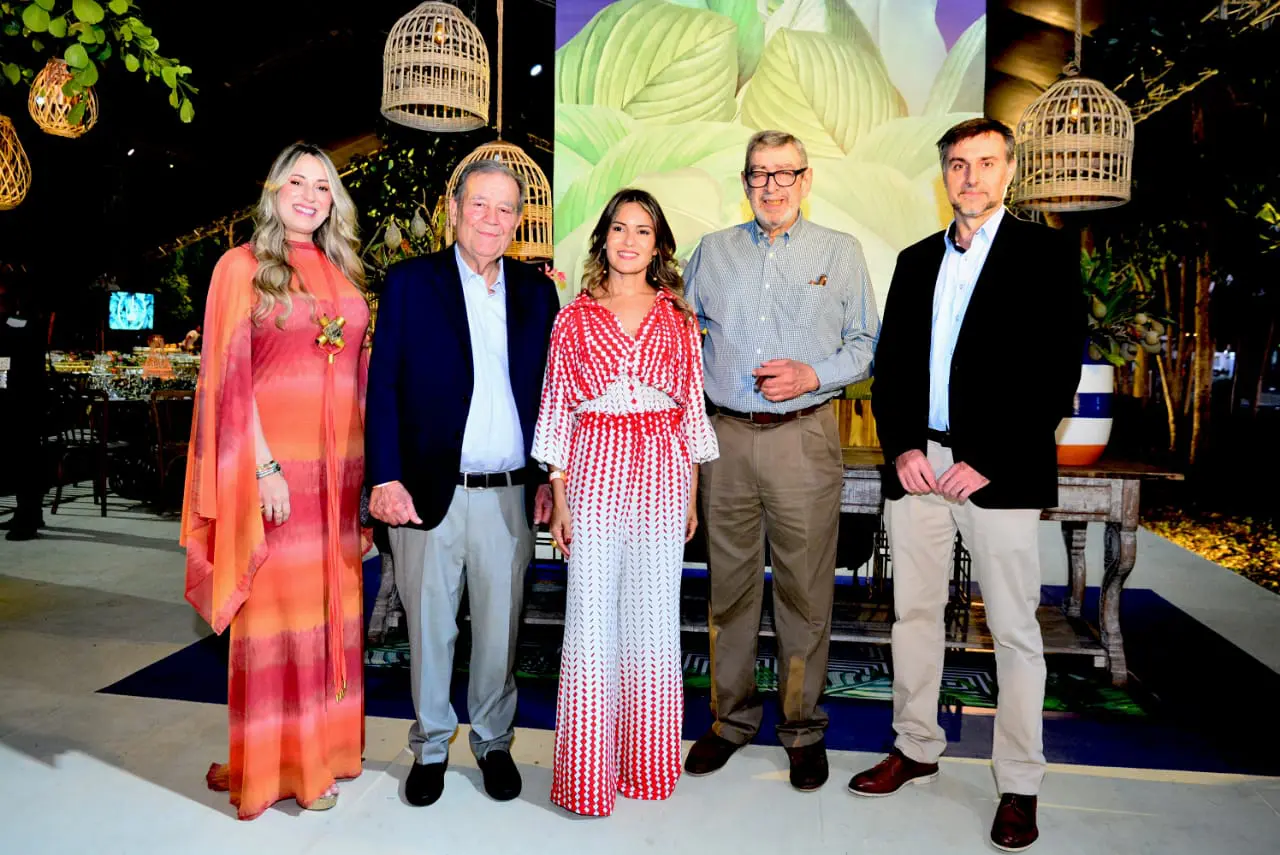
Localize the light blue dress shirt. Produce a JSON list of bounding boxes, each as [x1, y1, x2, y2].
[[684, 215, 879, 413], [928, 206, 1007, 431], [455, 246, 526, 473]]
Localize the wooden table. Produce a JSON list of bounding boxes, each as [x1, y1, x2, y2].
[[841, 448, 1183, 686]]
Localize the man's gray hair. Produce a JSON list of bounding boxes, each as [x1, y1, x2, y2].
[[451, 159, 527, 216], [743, 130, 809, 174]]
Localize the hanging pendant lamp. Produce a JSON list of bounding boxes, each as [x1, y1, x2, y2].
[[444, 0, 553, 260], [1010, 0, 1134, 212], [381, 2, 490, 132], [29, 58, 99, 139], [0, 115, 32, 210]]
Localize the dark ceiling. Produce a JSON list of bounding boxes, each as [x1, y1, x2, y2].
[[0, 0, 555, 276], [987, 0, 1107, 130], [1, 0, 1182, 284]]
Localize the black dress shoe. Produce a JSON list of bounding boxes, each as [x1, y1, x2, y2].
[[684, 729, 744, 776], [990, 793, 1039, 852], [405, 759, 447, 806], [477, 750, 522, 801], [786, 739, 829, 791], [4, 528, 38, 542]]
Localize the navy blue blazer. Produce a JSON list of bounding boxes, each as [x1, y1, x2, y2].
[[365, 246, 560, 531]]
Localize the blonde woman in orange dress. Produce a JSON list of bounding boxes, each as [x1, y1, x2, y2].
[[181, 143, 370, 819]]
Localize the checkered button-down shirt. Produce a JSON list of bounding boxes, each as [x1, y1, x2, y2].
[[683, 215, 880, 414]]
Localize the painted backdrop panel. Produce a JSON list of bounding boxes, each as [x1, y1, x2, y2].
[[553, 0, 987, 312]]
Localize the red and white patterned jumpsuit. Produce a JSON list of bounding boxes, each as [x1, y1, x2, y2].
[[532, 290, 718, 816]]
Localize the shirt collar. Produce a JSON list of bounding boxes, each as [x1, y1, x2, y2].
[[454, 244, 505, 295], [945, 206, 1007, 254], [751, 211, 807, 246]]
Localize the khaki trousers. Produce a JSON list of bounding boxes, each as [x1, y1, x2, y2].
[[701, 404, 843, 748], [886, 440, 1047, 795]]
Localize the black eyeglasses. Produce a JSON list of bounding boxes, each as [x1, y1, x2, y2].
[[744, 167, 808, 188]]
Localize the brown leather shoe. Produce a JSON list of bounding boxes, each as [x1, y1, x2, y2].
[[786, 739, 829, 791], [846, 748, 939, 797], [990, 793, 1038, 852], [684, 729, 744, 776]]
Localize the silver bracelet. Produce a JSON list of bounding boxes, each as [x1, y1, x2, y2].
[[255, 460, 281, 480]]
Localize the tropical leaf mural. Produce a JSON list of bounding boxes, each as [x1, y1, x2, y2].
[[554, 0, 987, 311]]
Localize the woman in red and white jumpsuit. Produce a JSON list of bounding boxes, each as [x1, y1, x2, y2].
[[533, 189, 718, 816]]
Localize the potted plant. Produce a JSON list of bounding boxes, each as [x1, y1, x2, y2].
[[1057, 242, 1167, 465]]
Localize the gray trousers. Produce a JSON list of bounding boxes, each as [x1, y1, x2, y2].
[[886, 440, 1047, 795], [388, 484, 533, 765]]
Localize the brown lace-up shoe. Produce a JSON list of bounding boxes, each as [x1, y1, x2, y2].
[[846, 748, 939, 797], [990, 793, 1039, 852]]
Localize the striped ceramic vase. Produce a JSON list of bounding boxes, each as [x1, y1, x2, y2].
[[1055, 354, 1114, 466]]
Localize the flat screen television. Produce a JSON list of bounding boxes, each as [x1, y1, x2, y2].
[[108, 292, 155, 331]]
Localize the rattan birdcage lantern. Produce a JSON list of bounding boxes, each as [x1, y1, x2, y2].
[[1010, 76, 1133, 211], [445, 141, 553, 260], [1009, 0, 1133, 211], [28, 58, 99, 139], [382, 2, 490, 132], [0, 115, 32, 210]]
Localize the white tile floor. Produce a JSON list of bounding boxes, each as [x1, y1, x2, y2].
[[1, 487, 1278, 854]]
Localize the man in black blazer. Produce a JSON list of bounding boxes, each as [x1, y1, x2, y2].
[[847, 118, 1082, 852], [365, 160, 560, 808]]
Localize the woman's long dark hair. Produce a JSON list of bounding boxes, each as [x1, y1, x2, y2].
[[581, 188, 694, 324]]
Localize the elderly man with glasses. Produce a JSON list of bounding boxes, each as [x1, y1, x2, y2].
[[681, 130, 880, 790]]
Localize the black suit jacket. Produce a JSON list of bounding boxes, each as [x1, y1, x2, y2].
[[872, 213, 1084, 509], [365, 246, 561, 530]]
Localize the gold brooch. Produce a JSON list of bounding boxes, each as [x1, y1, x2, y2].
[[316, 314, 347, 361]]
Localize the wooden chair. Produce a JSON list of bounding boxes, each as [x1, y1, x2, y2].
[[49, 389, 118, 516], [151, 389, 195, 505]]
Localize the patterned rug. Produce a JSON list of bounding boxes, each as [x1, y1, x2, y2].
[[366, 560, 1147, 718], [366, 626, 1148, 718], [99, 558, 1280, 774]]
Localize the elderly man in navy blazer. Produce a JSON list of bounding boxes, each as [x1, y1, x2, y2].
[[365, 160, 560, 808]]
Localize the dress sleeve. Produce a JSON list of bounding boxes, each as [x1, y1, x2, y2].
[[179, 246, 268, 634], [530, 308, 577, 472], [681, 314, 719, 464]]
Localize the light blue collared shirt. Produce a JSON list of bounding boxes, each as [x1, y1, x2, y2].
[[928, 206, 1006, 431], [684, 215, 879, 413], [455, 245, 525, 473]]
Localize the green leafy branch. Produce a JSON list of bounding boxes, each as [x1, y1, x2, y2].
[[0, 0, 196, 123], [1082, 244, 1170, 366], [1225, 196, 1280, 255]]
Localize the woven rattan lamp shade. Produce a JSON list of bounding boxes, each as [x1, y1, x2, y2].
[[382, 2, 490, 132], [1010, 76, 1134, 212], [28, 59, 98, 138], [0, 115, 32, 210], [445, 141, 553, 260]]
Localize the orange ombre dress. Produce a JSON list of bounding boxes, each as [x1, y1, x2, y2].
[[181, 242, 369, 819]]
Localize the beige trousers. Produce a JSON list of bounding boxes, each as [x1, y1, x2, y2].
[[886, 440, 1047, 795]]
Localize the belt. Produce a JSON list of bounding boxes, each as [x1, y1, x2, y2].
[[711, 402, 825, 425], [457, 469, 528, 489], [926, 428, 952, 447]]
